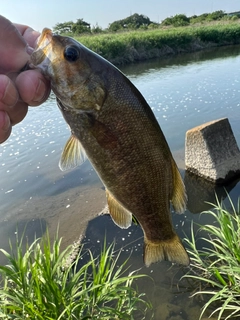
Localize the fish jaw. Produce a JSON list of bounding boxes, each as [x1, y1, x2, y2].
[[30, 28, 78, 109], [30, 29, 106, 112], [30, 28, 54, 76]]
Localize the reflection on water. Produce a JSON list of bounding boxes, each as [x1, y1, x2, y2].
[[121, 45, 240, 76], [184, 171, 240, 213], [79, 214, 195, 320], [1, 44, 240, 319]]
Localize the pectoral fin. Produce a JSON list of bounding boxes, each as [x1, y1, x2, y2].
[[171, 158, 187, 213], [59, 135, 87, 171], [106, 190, 132, 229]]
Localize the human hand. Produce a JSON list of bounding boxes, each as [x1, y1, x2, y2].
[[0, 15, 51, 143]]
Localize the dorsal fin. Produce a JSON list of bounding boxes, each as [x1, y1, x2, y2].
[[106, 189, 132, 229], [171, 158, 187, 213], [59, 135, 87, 171]]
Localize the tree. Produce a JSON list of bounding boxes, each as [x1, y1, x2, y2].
[[190, 13, 209, 24], [53, 18, 91, 35], [53, 21, 74, 34], [108, 13, 156, 32], [161, 14, 190, 27], [91, 23, 103, 33], [72, 19, 91, 34], [108, 21, 123, 32], [206, 10, 225, 21]]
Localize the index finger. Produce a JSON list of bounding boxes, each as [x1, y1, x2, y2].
[[14, 23, 40, 49]]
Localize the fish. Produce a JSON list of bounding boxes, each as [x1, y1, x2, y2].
[[30, 28, 189, 267]]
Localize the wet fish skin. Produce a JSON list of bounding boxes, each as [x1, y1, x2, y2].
[[30, 28, 189, 267]]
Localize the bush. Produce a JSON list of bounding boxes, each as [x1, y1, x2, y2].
[[231, 15, 239, 21], [161, 14, 190, 27], [75, 23, 240, 65], [206, 10, 225, 21]]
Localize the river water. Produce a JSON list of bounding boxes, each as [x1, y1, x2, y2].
[[1, 44, 240, 319]]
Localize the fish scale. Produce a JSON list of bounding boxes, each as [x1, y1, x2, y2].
[[30, 28, 189, 267]]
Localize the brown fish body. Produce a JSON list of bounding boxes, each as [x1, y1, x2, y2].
[[31, 29, 189, 266]]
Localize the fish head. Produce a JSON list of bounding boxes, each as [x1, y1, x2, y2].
[[30, 28, 106, 111]]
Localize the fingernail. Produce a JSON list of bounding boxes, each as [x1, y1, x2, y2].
[[26, 45, 34, 55], [1, 78, 18, 108], [33, 79, 47, 103], [0, 111, 10, 132]]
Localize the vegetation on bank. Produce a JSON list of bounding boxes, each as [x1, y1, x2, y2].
[[74, 22, 240, 65], [184, 197, 240, 320], [51, 11, 240, 65], [53, 11, 240, 34], [161, 10, 239, 28], [0, 232, 152, 319]]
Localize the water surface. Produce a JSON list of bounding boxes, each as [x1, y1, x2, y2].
[[1, 44, 240, 319]]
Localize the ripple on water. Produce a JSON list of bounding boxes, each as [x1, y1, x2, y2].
[[2, 46, 240, 320]]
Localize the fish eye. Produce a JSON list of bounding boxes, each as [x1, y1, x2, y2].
[[64, 46, 80, 62]]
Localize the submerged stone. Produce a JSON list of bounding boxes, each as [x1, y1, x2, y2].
[[185, 118, 240, 184]]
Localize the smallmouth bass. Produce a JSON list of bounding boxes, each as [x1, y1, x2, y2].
[[30, 29, 189, 266]]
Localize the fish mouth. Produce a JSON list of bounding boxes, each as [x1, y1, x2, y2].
[[37, 28, 53, 48], [29, 28, 53, 72]]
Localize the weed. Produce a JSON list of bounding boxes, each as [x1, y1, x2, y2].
[[0, 232, 152, 319], [183, 196, 240, 319]]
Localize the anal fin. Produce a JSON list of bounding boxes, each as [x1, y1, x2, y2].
[[106, 190, 132, 229]]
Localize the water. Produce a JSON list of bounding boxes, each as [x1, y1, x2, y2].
[[1, 44, 240, 319]]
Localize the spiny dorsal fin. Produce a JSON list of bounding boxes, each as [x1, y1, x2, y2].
[[106, 189, 132, 229], [144, 234, 190, 267], [171, 158, 187, 213], [59, 135, 87, 171]]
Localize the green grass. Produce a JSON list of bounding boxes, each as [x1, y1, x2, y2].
[[0, 232, 152, 319], [183, 196, 240, 319], [71, 22, 240, 64]]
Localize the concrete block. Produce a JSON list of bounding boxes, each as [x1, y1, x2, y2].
[[185, 118, 240, 184]]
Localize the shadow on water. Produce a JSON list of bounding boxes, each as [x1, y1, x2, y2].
[[184, 171, 240, 213], [78, 215, 205, 320], [81, 214, 144, 261], [75, 167, 240, 319], [120, 44, 240, 76]]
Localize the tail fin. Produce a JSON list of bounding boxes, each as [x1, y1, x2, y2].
[[171, 159, 187, 213], [144, 234, 189, 267]]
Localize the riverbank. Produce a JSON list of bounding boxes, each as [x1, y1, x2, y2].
[[75, 21, 240, 65]]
